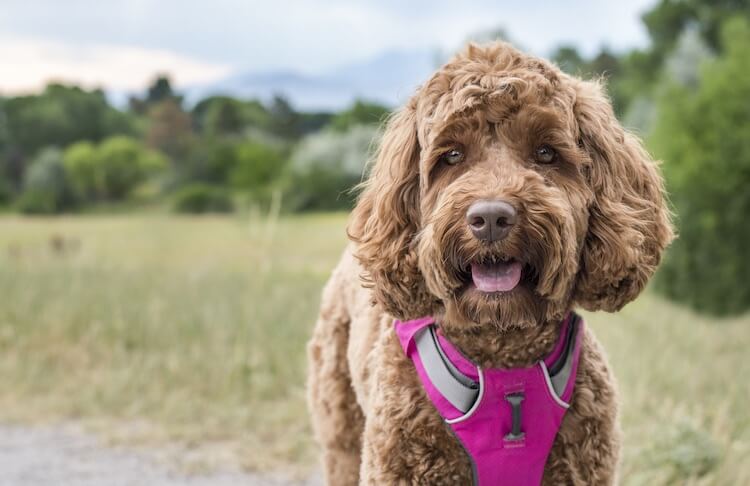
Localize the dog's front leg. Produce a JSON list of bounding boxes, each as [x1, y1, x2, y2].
[[307, 270, 365, 486], [358, 331, 473, 485]]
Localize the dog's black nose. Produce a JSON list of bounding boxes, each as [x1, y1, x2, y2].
[[466, 200, 517, 242]]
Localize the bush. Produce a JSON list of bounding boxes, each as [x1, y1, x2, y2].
[[63, 137, 166, 202], [0, 177, 12, 206], [172, 184, 234, 213], [651, 18, 750, 315], [227, 141, 286, 202], [17, 147, 74, 214], [283, 125, 378, 211]]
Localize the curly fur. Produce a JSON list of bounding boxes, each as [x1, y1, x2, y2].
[[308, 42, 673, 485]]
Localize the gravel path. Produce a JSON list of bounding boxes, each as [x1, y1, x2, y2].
[[0, 424, 322, 486]]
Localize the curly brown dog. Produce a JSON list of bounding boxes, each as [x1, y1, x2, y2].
[[307, 42, 673, 485]]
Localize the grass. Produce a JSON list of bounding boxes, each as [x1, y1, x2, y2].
[[0, 213, 748, 484]]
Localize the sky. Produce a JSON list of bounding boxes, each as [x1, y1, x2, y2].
[[0, 0, 658, 95]]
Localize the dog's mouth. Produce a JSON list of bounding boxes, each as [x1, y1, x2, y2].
[[460, 255, 526, 294]]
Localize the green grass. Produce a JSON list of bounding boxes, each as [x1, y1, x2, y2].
[[0, 213, 748, 484]]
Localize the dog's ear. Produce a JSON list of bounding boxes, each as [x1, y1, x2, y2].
[[572, 80, 674, 311], [348, 102, 436, 319]]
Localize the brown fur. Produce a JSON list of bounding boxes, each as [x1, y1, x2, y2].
[[307, 42, 673, 485]]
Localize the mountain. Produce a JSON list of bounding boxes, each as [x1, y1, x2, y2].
[[183, 48, 440, 111]]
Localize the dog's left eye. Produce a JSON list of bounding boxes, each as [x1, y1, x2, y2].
[[534, 145, 557, 164], [440, 148, 465, 165]]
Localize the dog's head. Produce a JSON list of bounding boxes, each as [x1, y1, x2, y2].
[[349, 42, 673, 330]]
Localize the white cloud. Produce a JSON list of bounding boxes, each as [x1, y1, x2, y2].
[[0, 36, 232, 94]]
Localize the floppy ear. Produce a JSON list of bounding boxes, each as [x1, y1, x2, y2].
[[572, 80, 674, 311], [348, 102, 437, 319]]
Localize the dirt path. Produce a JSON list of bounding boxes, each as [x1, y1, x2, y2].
[[0, 424, 322, 486]]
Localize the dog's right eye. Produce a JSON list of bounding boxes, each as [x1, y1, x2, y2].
[[440, 148, 465, 165], [534, 145, 557, 164]]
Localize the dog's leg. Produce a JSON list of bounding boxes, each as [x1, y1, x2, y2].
[[359, 331, 473, 485], [307, 271, 364, 486], [542, 330, 621, 485]]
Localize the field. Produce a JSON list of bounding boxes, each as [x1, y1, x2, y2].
[[0, 213, 748, 484]]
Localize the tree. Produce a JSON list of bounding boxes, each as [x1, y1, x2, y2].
[[129, 75, 183, 114], [2, 84, 134, 160], [643, 0, 750, 62], [192, 96, 272, 136], [228, 141, 286, 202], [651, 17, 750, 315], [329, 100, 389, 132], [145, 99, 193, 162], [551, 46, 587, 74], [267, 95, 300, 139]]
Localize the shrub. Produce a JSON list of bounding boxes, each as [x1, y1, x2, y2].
[[228, 141, 286, 202], [17, 147, 74, 214], [284, 125, 378, 211], [651, 18, 750, 315], [172, 184, 234, 213], [63, 137, 166, 202]]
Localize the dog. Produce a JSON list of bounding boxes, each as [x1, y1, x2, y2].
[[307, 42, 673, 485]]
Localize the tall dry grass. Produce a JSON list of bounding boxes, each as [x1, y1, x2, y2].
[[0, 213, 747, 484]]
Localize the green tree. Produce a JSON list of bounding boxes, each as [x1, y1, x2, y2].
[[551, 46, 587, 74], [643, 0, 750, 63], [652, 17, 750, 315], [2, 84, 134, 160], [267, 95, 300, 139], [192, 96, 272, 136], [228, 141, 286, 201], [129, 75, 183, 114], [329, 100, 389, 132]]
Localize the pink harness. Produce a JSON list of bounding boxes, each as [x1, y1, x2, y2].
[[395, 313, 583, 485]]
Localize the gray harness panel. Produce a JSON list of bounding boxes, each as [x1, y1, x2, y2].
[[414, 327, 479, 413], [414, 316, 581, 413]]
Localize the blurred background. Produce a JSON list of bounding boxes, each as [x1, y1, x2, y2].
[[1, 0, 749, 484]]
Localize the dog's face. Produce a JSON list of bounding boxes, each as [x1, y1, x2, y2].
[[350, 43, 673, 330]]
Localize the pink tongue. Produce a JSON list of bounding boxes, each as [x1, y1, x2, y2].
[[471, 261, 523, 292]]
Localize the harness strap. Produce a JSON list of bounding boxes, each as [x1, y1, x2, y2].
[[547, 314, 580, 398], [415, 314, 581, 415], [414, 326, 479, 413]]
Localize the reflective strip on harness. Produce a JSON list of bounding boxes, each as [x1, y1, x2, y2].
[[413, 326, 479, 413]]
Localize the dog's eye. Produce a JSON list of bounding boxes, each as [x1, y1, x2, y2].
[[534, 145, 557, 164], [440, 148, 465, 165]]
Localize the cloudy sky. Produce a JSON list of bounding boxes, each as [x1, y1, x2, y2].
[[1, 0, 657, 94]]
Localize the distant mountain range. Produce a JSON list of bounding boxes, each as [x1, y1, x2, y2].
[[183, 48, 443, 111]]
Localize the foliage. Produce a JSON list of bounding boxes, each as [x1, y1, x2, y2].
[[17, 148, 74, 214], [63, 137, 166, 202], [172, 183, 234, 213], [1, 84, 134, 161], [329, 100, 390, 132], [228, 141, 287, 202], [192, 96, 271, 137], [643, 0, 750, 59], [652, 17, 750, 315], [265, 95, 333, 140], [145, 99, 193, 162], [284, 125, 378, 211], [129, 75, 184, 115]]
